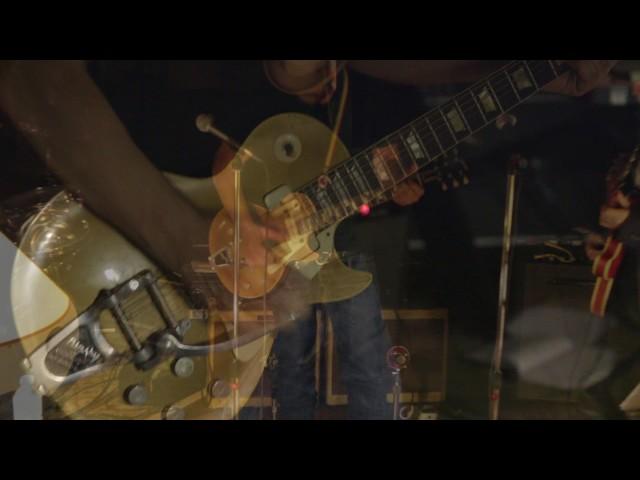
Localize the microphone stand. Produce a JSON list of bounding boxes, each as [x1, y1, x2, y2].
[[196, 114, 259, 420], [387, 345, 410, 420], [489, 154, 524, 420], [231, 152, 242, 420]]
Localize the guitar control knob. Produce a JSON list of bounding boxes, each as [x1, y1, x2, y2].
[[209, 380, 231, 399], [172, 357, 195, 378], [162, 405, 186, 420], [124, 384, 148, 406]]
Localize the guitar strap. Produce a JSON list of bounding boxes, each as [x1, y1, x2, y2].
[[324, 67, 351, 172]]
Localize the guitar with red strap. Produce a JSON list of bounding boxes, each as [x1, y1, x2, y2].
[[590, 146, 640, 317]]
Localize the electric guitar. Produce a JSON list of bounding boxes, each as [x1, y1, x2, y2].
[[590, 146, 640, 317], [209, 60, 569, 304], [8, 60, 567, 419]]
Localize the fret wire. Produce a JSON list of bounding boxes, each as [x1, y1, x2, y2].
[[335, 165, 360, 208], [522, 61, 540, 89], [547, 60, 559, 76], [338, 171, 358, 211], [344, 161, 369, 201], [379, 140, 407, 182], [436, 108, 458, 142], [359, 151, 383, 192], [485, 79, 505, 113], [398, 129, 418, 165], [396, 130, 422, 171], [452, 99, 472, 133], [353, 155, 375, 197], [386, 139, 409, 176], [424, 117, 445, 155], [320, 183, 344, 220], [468, 90, 488, 123], [369, 144, 398, 187], [528, 60, 558, 86], [326, 181, 349, 217], [338, 163, 364, 203], [315, 198, 334, 228], [502, 70, 522, 101], [329, 170, 351, 212], [409, 125, 431, 164], [301, 185, 322, 230]]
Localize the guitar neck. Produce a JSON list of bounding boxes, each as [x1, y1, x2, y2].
[[297, 60, 568, 231]]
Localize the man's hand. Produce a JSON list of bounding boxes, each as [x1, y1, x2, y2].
[[585, 191, 632, 261], [545, 60, 617, 97], [239, 215, 288, 269], [392, 179, 424, 206], [600, 191, 632, 229]]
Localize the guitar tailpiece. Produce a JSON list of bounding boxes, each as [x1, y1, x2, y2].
[[21, 270, 181, 395]]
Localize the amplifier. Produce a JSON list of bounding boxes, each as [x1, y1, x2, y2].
[[324, 308, 448, 406], [509, 261, 599, 402]]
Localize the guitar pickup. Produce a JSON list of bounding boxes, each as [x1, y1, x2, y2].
[[264, 185, 292, 210]]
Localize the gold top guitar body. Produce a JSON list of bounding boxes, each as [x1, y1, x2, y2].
[[209, 113, 373, 304]]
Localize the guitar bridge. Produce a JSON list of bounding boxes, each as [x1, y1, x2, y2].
[[210, 247, 232, 268]]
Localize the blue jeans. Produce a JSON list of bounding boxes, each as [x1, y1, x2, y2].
[[270, 252, 393, 420]]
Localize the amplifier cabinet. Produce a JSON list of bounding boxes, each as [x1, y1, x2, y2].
[[324, 309, 448, 406]]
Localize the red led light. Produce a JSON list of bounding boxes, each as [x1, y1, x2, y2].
[[359, 204, 371, 217]]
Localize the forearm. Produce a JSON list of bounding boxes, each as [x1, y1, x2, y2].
[[211, 144, 254, 224], [348, 60, 506, 87], [0, 61, 208, 274]]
